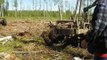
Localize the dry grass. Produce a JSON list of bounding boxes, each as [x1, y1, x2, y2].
[[0, 20, 93, 60]]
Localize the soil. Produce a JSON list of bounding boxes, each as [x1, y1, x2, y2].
[[0, 20, 92, 60]]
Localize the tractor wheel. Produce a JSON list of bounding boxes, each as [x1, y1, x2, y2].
[[41, 31, 53, 46]]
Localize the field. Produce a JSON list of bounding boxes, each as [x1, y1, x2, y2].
[[0, 19, 92, 60], [0, 0, 94, 59]]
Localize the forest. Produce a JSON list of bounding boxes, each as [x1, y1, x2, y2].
[[0, 0, 94, 20]]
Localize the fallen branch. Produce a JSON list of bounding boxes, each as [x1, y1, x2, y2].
[[0, 36, 13, 44]]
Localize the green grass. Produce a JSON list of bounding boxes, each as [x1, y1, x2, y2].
[[0, 40, 24, 52], [5, 16, 59, 21], [3, 10, 73, 21]]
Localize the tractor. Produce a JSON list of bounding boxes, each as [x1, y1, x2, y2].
[[41, 20, 88, 48], [41, 0, 91, 48]]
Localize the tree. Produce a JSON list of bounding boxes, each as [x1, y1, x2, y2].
[[44, 0, 49, 17], [32, 0, 35, 10], [13, 0, 18, 17], [53, 0, 63, 20], [4, 0, 9, 16], [19, 0, 22, 17], [0, 0, 4, 17]]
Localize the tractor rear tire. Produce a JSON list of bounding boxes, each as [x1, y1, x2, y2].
[[41, 31, 53, 46]]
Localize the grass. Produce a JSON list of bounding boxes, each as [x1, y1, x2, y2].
[[0, 36, 92, 60], [4, 16, 71, 22], [0, 17, 92, 60], [4, 17, 51, 21], [0, 37, 72, 59], [0, 39, 24, 52]]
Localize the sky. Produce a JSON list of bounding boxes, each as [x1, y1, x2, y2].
[[7, 0, 77, 11]]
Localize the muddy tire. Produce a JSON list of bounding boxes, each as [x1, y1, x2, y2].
[[41, 31, 53, 46]]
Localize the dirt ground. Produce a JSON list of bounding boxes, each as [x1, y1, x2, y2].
[[0, 20, 49, 37], [0, 20, 92, 60]]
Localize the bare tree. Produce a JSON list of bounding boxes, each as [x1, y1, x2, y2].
[[13, 0, 18, 17], [19, 0, 22, 17], [53, 0, 63, 20], [44, 0, 50, 17], [43, 0, 47, 18], [32, 0, 35, 10], [0, 0, 4, 17], [4, 0, 9, 16]]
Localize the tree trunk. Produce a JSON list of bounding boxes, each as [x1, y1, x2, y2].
[[0, 5, 1, 16], [58, 5, 62, 20], [74, 0, 79, 21], [0, 5, 4, 17], [20, 0, 22, 18], [15, 8, 17, 17], [58, 1, 63, 20]]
